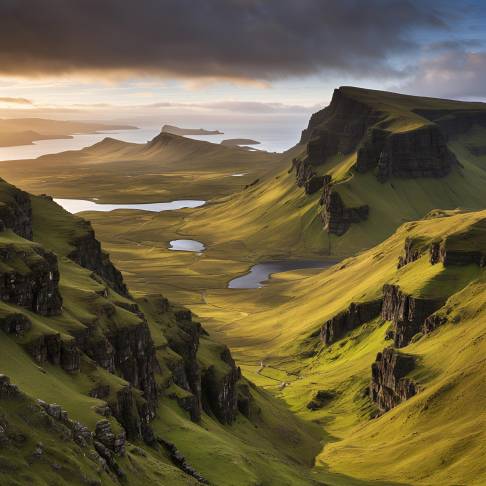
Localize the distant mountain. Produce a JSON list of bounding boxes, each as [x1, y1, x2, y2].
[[221, 138, 260, 146], [161, 124, 223, 136]]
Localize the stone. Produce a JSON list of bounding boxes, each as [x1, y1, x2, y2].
[[381, 284, 444, 348], [320, 299, 383, 345], [370, 347, 417, 413], [320, 177, 369, 236]]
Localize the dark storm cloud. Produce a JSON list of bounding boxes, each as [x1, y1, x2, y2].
[[0, 0, 447, 80], [403, 48, 486, 98]]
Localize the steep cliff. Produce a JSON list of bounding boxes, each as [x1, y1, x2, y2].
[[370, 347, 417, 413], [381, 284, 444, 348], [0, 179, 33, 240]]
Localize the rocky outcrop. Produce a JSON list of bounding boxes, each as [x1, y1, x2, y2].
[[381, 284, 444, 348], [397, 237, 425, 268], [0, 313, 32, 334], [370, 347, 417, 413], [375, 125, 456, 182], [0, 245, 62, 316], [320, 299, 383, 345], [165, 311, 203, 422], [157, 437, 209, 484], [25, 334, 80, 373], [107, 321, 158, 419], [430, 239, 485, 267], [355, 128, 390, 173], [0, 180, 33, 240], [0, 374, 20, 399], [67, 220, 129, 297], [94, 419, 126, 455], [414, 108, 486, 140], [202, 347, 241, 425], [300, 88, 384, 156], [320, 177, 369, 236]]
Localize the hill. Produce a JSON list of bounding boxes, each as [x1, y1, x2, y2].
[[0, 177, 327, 486], [0, 131, 284, 203]]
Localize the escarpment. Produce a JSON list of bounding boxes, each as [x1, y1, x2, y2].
[[370, 347, 417, 413], [320, 299, 383, 346], [0, 244, 62, 316], [201, 346, 241, 425], [67, 219, 129, 297], [0, 179, 33, 240], [381, 284, 444, 348], [319, 176, 369, 236], [374, 125, 456, 181], [292, 87, 486, 239]]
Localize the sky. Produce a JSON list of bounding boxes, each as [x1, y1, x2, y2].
[[1, 0, 486, 130]]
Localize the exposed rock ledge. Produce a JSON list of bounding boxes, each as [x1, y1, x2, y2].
[[382, 284, 444, 348], [320, 299, 383, 345], [370, 347, 417, 413], [319, 176, 369, 236]]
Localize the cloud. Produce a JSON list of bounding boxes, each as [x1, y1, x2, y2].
[[400, 48, 486, 99], [0, 0, 448, 82], [146, 100, 320, 114], [0, 96, 32, 104]]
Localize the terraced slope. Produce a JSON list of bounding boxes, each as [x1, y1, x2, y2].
[[0, 178, 325, 486]]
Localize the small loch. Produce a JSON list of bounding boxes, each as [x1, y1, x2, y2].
[[228, 260, 335, 289], [54, 198, 206, 214], [169, 240, 206, 252]]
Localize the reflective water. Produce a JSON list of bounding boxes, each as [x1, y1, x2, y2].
[[0, 128, 160, 161], [54, 198, 206, 214], [228, 260, 335, 289], [169, 240, 206, 252]]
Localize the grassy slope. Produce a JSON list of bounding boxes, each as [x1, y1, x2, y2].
[[0, 186, 329, 485]]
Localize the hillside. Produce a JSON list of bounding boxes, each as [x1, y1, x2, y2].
[[160, 86, 486, 258], [0, 177, 328, 486], [0, 131, 284, 203]]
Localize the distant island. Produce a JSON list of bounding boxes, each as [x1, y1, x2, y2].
[[161, 124, 223, 136], [0, 118, 137, 147], [220, 138, 261, 147]]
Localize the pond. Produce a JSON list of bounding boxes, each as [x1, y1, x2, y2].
[[54, 198, 206, 214], [228, 260, 336, 289], [169, 240, 206, 252]]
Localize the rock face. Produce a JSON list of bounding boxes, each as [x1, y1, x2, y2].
[[414, 108, 486, 140], [320, 299, 383, 345], [370, 347, 417, 413], [202, 347, 241, 425], [375, 125, 456, 182], [300, 88, 383, 154], [0, 245, 62, 316], [165, 312, 203, 422], [25, 334, 81, 373], [430, 239, 485, 267], [0, 180, 33, 240], [381, 284, 444, 348], [320, 177, 369, 236], [355, 128, 389, 173], [397, 237, 424, 268], [67, 219, 129, 297]]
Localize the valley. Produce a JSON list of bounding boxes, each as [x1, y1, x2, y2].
[[0, 87, 485, 485]]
